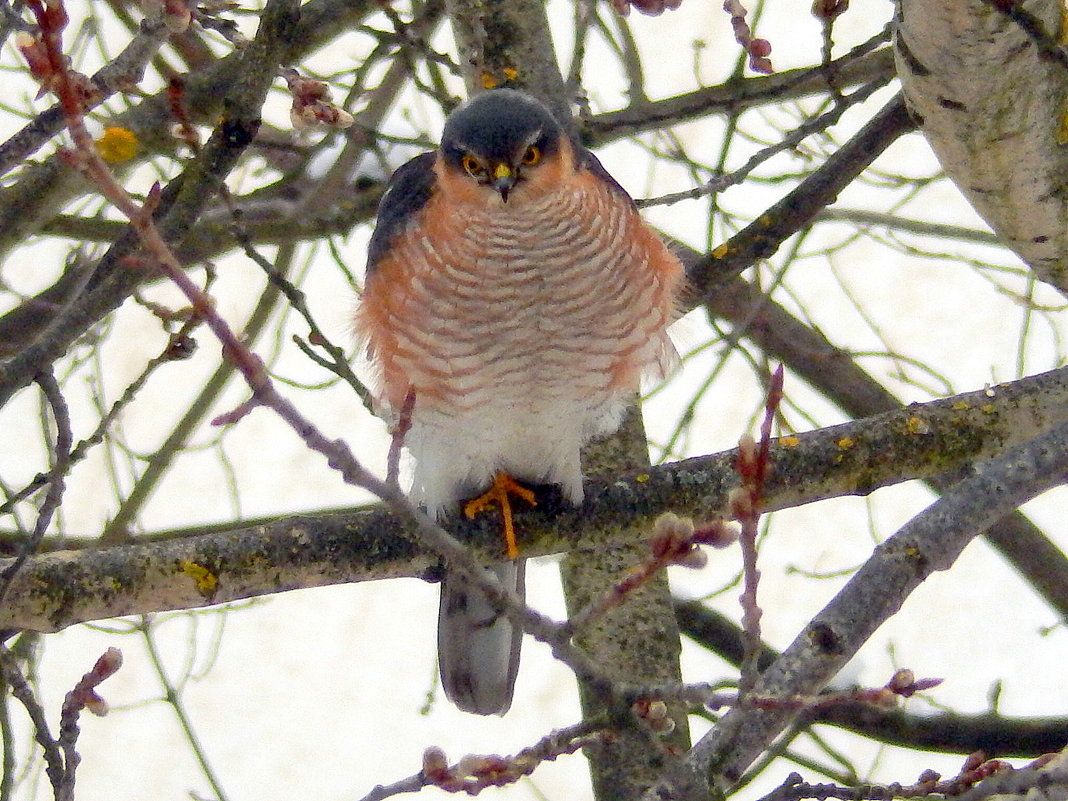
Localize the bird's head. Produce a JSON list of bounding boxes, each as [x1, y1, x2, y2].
[[438, 89, 567, 204]]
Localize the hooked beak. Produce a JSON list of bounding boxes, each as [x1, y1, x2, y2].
[[491, 163, 516, 201]]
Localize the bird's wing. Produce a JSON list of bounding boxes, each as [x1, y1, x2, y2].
[[573, 145, 638, 207], [366, 150, 438, 276]]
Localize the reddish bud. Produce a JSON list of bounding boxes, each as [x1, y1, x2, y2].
[[812, 0, 848, 19], [94, 646, 123, 677], [422, 747, 450, 781], [750, 38, 772, 58], [632, 698, 677, 733], [962, 751, 987, 772], [886, 668, 943, 697], [691, 519, 737, 548], [84, 693, 109, 716], [284, 68, 354, 131]]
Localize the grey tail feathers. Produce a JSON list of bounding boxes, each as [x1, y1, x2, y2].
[[437, 561, 525, 715]]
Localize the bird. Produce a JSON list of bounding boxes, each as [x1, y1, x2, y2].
[[355, 88, 683, 715]]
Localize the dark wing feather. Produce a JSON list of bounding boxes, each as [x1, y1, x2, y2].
[[573, 145, 638, 209], [366, 151, 438, 275]]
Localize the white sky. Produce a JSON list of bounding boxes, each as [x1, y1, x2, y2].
[[1, 1, 1066, 800]]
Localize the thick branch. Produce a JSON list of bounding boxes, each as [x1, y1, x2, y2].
[[895, 0, 1068, 295], [644, 421, 1068, 800], [674, 600, 1068, 758], [683, 92, 915, 307], [701, 270, 1068, 619], [584, 46, 894, 145], [2, 366, 1067, 632]]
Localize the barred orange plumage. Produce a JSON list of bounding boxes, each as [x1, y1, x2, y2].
[[356, 89, 682, 715]]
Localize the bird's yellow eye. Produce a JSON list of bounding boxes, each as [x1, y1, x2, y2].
[[522, 145, 541, 165], [461, 155, 484, 176]]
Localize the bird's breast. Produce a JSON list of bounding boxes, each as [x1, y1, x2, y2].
[[364, 181, 675, 421]]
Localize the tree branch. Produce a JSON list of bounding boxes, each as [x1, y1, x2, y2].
[[675, 600, 1068, 758], [0, 0, 307, 409], [3, 365, 1067, 632], [643, 419, 1068, 799]]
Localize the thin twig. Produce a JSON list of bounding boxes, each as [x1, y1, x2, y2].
[[56, 647, 122, 801], [564, 513, 734, 636], [0, 329, 198, 520], [0, 644, 121, 801], [358, 719, 607, 801], [735, 365, 783, 694], [225, 215, 376, 412], [0, 647, 64, 795], [138, 618, 230, 801], [387, 389, 416, 488], [636, 78, 891, 208], [0, 370, 72, 608]]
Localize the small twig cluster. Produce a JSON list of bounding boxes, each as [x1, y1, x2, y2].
[[733, 364, 783, 691], [283, 67, 355, 131], [15, 2, 94, 102], [0, 371, 71, 602], [758, 748, 1050, 801], [564, 512, 735, 635], [628, 666, 942, 717], [420, 724, 603, 796], [741, 668, 943, 714], [722, 0, 774, 73], [0, 647, 122, 801], [359, 722, 604, 800], [636, 75, 891, 208]]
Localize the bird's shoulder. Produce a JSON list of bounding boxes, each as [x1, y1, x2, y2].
[[366, 150, 438, 275], [571, 144, 637, 209]]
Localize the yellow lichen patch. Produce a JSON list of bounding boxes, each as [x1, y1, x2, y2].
[[1057, 104, 1068, 146], [711, 242, 731, 259], [778, 435, 800, 447], [952, 401, 970, 411], [178, 560, 219, 598], [906, 416, 930, 435], [635, 473, 650, 483], [980, 404, 996, 414], [836, 437, 855, 450], [96, 126, 138, 163], [480, 68, 518, 90]]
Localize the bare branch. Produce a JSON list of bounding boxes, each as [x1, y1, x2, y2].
[[2, 365, 1068, 632], [675, 600, 1068, 757], [0, 371, 71, 608], [682, 92, 915, 309], [644, 420, 1068, 799]]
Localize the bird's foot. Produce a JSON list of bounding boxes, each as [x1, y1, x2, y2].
[[463, 473, 537, 559]]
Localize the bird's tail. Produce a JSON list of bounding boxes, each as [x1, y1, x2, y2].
[[437, 561, 525, 715]]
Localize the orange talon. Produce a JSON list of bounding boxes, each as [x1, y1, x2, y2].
[[463, 472, 537, 559]]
